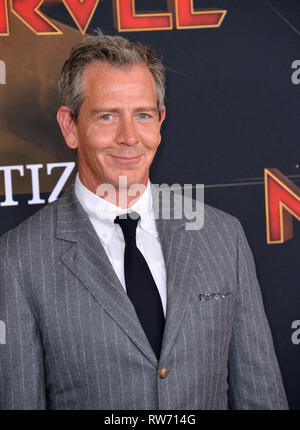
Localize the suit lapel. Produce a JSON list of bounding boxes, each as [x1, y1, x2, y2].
[[155, 216, 195, 362], [151, 184, 197, 362], [57, 186, 157, 366]]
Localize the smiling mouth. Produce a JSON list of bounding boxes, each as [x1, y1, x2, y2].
[[109, 154, 144, 163]]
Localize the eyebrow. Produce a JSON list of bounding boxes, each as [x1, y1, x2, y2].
[[90, 107, 158, 115]]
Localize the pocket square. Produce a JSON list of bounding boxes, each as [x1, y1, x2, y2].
[[199, 292, 231, 302]]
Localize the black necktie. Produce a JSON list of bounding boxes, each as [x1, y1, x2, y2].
[[114, 212, 165, 359]]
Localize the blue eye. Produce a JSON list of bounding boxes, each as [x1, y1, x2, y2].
[[138, 113, 149, 119], [102, 114, 113, 120]]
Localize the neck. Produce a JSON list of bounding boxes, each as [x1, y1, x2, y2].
[[105, 185, 147, 209], [79, 173, 148, 209]]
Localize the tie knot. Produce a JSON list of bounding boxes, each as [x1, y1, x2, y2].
[[114, 212, 140, 241]]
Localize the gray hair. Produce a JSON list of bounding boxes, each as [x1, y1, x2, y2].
[[58, 31, 166, 121]]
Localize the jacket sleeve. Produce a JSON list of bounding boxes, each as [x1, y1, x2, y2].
[[227, 220, 289, 410], [0, 230, 46, 410]]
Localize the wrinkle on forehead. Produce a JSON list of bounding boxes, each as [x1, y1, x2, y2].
[[80, 62, 158, 114]]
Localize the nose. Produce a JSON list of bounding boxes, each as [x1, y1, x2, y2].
[[116, 117, 139, 146]]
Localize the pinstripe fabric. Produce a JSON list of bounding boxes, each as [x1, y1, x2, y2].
[[0, 183, 289, 409]]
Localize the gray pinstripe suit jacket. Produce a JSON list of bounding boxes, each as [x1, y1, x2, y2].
[[0, 183, 289, 409]]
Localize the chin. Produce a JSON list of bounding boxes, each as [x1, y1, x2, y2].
[[111, 172, 148, 188]]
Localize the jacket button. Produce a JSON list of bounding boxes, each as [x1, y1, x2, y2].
[[159, 366, 168, 379]]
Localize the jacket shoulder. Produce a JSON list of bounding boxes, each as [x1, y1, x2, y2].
[[204, 203, 241, 232], [0, 201, 57, 257], [0, 188, 74, 258], [194, 202, 245, 251]]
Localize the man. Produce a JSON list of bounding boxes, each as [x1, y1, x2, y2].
[[0, 33, 288, 410]]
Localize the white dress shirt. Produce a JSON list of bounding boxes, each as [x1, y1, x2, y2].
[[74, 174, 167, 316]]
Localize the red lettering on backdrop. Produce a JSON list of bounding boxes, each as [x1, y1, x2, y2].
[[0, 0, 9, 35], [1, 0, 228, 35], [11, 0, 62, 34], [168, 0, 227, 29], [265, 168, 300, 244], [112, 0, 173, 32], [62, 0, 99, 34]]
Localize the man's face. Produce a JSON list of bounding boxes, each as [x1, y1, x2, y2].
[[59, 62, 165, 192]]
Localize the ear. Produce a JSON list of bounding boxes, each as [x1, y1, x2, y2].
[[159, 106, 166, 127], [157, 106, 166, 147], [56, 106, 78, 149]]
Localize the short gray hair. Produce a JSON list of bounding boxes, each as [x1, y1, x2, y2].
[[58, 31, 166, 121]]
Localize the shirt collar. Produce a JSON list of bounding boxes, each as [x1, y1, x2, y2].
[[74, 174, 158, 245]]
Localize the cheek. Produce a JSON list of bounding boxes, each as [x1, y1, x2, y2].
[[80, 123, 114, 149], [141, 127, 161, 147]]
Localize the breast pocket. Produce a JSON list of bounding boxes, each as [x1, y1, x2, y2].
[[195, 290, 235, 321]]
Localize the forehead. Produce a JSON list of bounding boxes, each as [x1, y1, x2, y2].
[[81, 61, 157, 99]]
